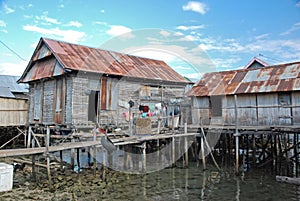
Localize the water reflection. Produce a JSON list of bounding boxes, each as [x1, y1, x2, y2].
[[100, 163, 299, 201], [55, 150, 299, 200]]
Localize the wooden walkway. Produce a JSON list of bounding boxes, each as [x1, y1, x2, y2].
[[0, 141, 101, 157]]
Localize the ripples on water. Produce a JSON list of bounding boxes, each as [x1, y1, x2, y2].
[[90, 162, 299, 201]]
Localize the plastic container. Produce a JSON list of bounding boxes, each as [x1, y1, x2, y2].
[[0, 163, 13, 192]]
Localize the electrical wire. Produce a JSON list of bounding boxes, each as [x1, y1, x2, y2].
[[0, 40, 27, 61]]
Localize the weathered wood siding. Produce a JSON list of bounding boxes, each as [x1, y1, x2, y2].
[[72, 77, 89, 125], [192, 91, 300, 126], [0, 98, 28, 126], [191, 97, 210, 125], [225, 95, 257, 126], [292, 92, 300, 125], [43, 80, 55, 124], [257, 93, 279, 125], [65, 77, 73, 124]]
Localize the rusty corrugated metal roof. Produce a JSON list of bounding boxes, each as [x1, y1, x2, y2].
[[19, 38, 188, 84], [186, 62, 300, 96]]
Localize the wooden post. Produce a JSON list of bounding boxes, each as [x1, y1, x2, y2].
[[294, 133, 298, 177], [31, 138, 36, 182], [46, 126, 52, 189], [252, 134, 256, 167], [184, 123, 188, 167], [171, 108, 175, 133], [93, 128, 97, 175], [142, 142, 146, 172], [70, 137, 75, 169], [234, 94, 240, 175], [172, 136, 175, 166], [77, 148, 80, 170], [60, 150, 63, 170], [200, 135, 206, 170], [27, 126, 32, 148]]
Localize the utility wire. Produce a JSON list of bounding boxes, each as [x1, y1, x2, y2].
[[258, 53, 284, 63], [0, 40, 27, 61]]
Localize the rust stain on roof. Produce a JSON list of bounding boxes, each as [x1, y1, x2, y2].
[[187, 62, 300, 96], [20, 38, 188, 84]]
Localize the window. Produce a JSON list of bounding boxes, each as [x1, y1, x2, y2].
[[278, 93, 291, 106], [210, 96, 222, 117], [88, 90, 99, 122]]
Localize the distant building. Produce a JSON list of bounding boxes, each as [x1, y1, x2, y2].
[[187, 61, 300, 126], [0, 75, 28, 126], [244, 57, 268, 69]]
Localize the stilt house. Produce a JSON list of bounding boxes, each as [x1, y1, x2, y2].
[[18, 38, 189, 130], [186, 61, 300, 126]]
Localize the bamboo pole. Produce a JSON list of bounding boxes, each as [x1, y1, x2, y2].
[[0, 132, 23, 149], [201, 127, 221, 171]]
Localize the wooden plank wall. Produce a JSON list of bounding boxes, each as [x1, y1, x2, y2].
[[292, 92, 300, 125], [0, 98, 28, 126], [191, 97, 210, 125], [43, 80, 55, 124], [193, 92, 298, 126]]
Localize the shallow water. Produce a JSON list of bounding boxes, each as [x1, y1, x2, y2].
[[53, 149, 300, 201], [99, 163, 299, 201]]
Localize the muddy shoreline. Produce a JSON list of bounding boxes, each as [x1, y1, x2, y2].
[[0, 157, 135, 201]]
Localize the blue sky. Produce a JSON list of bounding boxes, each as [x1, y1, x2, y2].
[[1, 0, 300, 80]]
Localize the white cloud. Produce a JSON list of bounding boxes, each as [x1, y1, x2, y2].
[[3, 3, 15, 14], [23, 25, 86, 43], [130, 49, 177, 63], [100, 9, 105, 13], [254, 33, 269, 40], [296, 2, 300, 7], [280, 22, 300, 35], [160, 30, 171, 37], [0, 61, 28, 76], [182, 1, 208, 15], [36, 15, 61, 25], [176, 25, 205, 31], [65, 21, 82, 28], [0, 20, 6, 27], [106, 25, 133, 37]]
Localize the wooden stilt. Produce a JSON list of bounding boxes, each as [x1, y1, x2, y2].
[[172, 136, 175, 166], [93, 128, 97, 175], [234, 94, 240, 175], [70, 137, 75, 169], [274, 134, 278, 174], [31, 138, 36, 182], [60, 150, 63, 169], [142, 142, 146, 172], [184, 123, 188, 167], [200, 135, 206, 171], [27, 126, 32, 148], [77, 148, 80, 169], [252, 134, 256, 167], [46, 126, 52, 189], [293, 133, 299, 177]]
